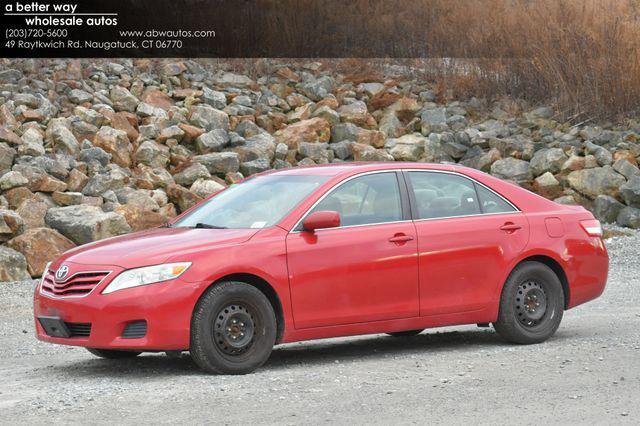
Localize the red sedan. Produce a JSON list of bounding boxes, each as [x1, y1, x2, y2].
[[34, 163, 609, 374]]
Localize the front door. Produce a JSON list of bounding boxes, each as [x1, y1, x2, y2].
[[286, 172, 419, 329]]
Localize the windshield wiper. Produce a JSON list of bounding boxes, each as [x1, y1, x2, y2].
[[193, 223, 228, 229]]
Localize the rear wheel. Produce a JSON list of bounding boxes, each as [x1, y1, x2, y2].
[[86, 348, 141, 359], [493, 261, 564, 344], [387, 329, 424, 337], [190, 281, 276, 375]]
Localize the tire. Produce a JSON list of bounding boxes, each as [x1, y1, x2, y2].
[[86, 348, 141, 359], [493, 261, 565, 344], [387, 329, 424, 337], [190, 281, 277, 375]]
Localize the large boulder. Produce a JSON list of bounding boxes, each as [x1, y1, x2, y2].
[[274, 118, 331, 149], [15, 198, 49, 229], [173, 163, 211, 186], [0, 171, 28, 191], [20, 127, 45, 156], [94, 126, 133, 168], [0, 246, 30, 281], [45, 205, 131, 245], [420, 107, 448, 134], [12, 165, 67, 193], [619, 175, 640, 208], [82, 168, 130, 196], [240, 158, 272, 176], [0, 143, 16, 175], [189, 105, 229, 131], [79, 146, 112, 167], [110, 86, 139, 112], [593, 195, 626, 223], [194, 152, 240, 175], [202, 87, 227, 109], [135, 140, 170, 168], [233, 133, 276, 162], [195, 129, 230, 154], [141, 89, 174, 111], [423, 137, 452, 163], [612, 158, 640, 180], [386, 134, 425, 161], [166, 184, 202, 212], [114, 205, 167, 232], [351, 143, 394, 161], [190, 178, 226, 198], [337, 101, 373, 127], [566, 166, 626, 199], [460, 147, 501, 172], [533, 172, 562, 199], [0, 127, 22, 146], [298, 142, 334, 164], [529, 148, 568, 177], [51, 126, 79, 155], [7, 228, 76, 277], [299, 76, 334, 101], [616, 206, 640, 229], [0, 208, 25, 242], [490, 158, 532, 182]]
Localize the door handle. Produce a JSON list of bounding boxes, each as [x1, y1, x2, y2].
[[388, 234, 414, 243], [500, 222, 522, 232]]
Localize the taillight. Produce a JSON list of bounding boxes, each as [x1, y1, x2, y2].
[[580, 219, 603, 237]]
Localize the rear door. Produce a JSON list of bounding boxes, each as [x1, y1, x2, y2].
[[405, 171, 529, 316], [286, 171, 420, 329]]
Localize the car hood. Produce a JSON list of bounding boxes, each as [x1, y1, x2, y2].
[[57, 227, 259, 269]]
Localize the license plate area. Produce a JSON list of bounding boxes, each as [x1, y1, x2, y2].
[[38, 316, 71, 338]]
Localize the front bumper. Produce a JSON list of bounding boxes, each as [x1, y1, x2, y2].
[[34, 266, 206, 351]]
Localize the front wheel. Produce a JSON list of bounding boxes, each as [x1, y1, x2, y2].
[[493, 261, 564, 344], [190, 281, 277, 375], [86, 348, 141, 359]]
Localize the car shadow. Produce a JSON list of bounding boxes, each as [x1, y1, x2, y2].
[[52, 328, 511, 378], [267, 328, 504, 369]]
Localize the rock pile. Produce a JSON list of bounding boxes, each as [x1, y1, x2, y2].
[[1, 58, 639, 279]]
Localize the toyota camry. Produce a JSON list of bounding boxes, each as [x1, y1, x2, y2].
[[34, 163, 609, 374]]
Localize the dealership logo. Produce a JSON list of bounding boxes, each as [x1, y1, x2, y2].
[[55, 265, 69, 281]]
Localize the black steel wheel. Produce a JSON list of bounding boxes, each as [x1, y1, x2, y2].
[[494, 261, 564, 344], [387, 329, 424, 337], [515, 281, 548, 327], [190, 281, 276, 375], [214, 304, 256, 355]]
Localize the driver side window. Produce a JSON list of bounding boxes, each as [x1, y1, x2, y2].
[[310, 172, 403, 227]]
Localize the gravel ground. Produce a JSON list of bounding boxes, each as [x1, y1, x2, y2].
[[1, 229, 639, 425]]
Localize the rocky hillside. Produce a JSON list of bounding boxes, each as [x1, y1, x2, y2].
[[1, 59, 639, 281]]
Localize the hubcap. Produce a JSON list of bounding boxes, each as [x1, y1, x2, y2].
[[214, 304, 255, 355], [515, 281, 548, 327]]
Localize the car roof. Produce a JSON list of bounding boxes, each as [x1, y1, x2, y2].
[[263, 162, 569, 215], [265, 162, 457, 177]]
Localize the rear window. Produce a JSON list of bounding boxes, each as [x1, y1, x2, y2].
[[475, 184, 516, 214]]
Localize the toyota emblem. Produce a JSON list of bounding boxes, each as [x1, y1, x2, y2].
[[55, 265, 69, 281]]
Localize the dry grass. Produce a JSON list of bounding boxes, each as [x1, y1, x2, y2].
[[418, 0, 640, 120], [199, 0, 640, 120]]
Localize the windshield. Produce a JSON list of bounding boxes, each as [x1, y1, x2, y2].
[[172, 174, 329, 229]]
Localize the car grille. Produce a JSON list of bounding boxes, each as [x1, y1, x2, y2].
[[40, 269, 110, 297], [122, 320, 147, 339], [65, 322, 92, 338]]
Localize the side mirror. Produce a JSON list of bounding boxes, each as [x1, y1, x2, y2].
[[302, 210, 340, 232]]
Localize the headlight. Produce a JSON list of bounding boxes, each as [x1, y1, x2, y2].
[[40, 261, 52, 290], [102, 262, 191, 294]]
